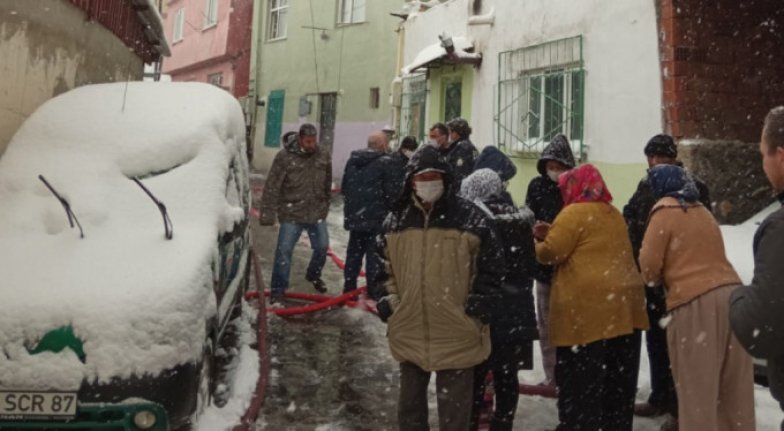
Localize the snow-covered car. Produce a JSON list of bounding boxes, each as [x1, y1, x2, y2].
[[0, 82, 251, 430]]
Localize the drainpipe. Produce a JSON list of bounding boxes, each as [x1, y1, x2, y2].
[[392, 20, 406, 138]]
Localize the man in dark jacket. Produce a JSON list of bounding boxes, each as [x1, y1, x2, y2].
[[340, 131, 397, 300], [524, 134, 576, 390], [730, 106, 784, 431], [624, 134, 710, 425], [390, 135, 418, 190], [461, 168, 538, 431], [433, 118, 478, 186], [375, 145, 505, 431], [259, 124, 332, 301]]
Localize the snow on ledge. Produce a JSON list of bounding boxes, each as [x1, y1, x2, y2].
[[402, 36, 474, 75]]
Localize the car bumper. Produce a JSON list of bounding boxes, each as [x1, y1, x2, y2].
[[0, 401, 168, 430]]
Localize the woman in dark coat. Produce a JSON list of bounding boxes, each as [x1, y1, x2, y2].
[[461, 168, 539, 431]]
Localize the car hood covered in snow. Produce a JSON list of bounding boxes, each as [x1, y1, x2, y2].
[[0, 82, 248, 390]]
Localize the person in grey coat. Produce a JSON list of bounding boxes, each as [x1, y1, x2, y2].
[[259, 124, 332, 301], [730, 106, 784, 431]]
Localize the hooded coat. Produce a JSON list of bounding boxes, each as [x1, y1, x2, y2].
[[730, 192, 784, 409], [525, 135, 576, 283], [474, 146, 517, 205], [259, 135, 332, 225], [460, 169, 538, 341], [376, 146, 506, 371], [341, 148, 398, 231]]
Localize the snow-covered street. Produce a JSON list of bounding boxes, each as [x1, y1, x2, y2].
[[249, 182, 784, 430]]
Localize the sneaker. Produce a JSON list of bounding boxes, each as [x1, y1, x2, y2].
[[634, 402, 666, 417], [307, 277, 328, 294], [269, 293, 284, 305]]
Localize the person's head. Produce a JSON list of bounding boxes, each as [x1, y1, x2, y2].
[[400, 136, 418, 159], [298, 123, 318, 152], [382, 125, 396, 141], [404, 145, 451, 207], [446, 117, 472, 143], [460, 168, 503, 203], [644, 134, 678, 168], [367, 131, 390, 153], [537, 134, 576, 181], [559, 164, 613, 206], [647, 164, 700, 207], [428, 123, 449, 149], [474, 146, 517, 183], [760, 106, 784, 193]]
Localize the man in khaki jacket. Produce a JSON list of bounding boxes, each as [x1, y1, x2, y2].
[[375, 146, 505, 431]]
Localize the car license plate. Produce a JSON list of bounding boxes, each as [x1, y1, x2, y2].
[[0, 391, 77, 420]]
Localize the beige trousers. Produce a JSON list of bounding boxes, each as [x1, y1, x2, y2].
[[667, 284, 755, 431]]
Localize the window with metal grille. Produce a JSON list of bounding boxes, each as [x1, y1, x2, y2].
[[204, 0, 218, 28], [173, 8, 185, 42], [338, 0, 366, 24], [207, 73, 223, 87], [399, 74, 428, 143], [496, 36, 584, 158], [370, 87, 380, 109], [268, 0, 288, 40]]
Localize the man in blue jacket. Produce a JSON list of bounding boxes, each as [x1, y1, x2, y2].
[[730, 106, 784, 431], [341, 131, 398, 300]]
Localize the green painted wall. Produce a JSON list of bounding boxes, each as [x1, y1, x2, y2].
[[254, 0, 399, 124], [427, 65, 474, 126], [506, 158, 647, 211]]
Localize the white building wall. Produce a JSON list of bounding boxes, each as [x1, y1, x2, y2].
[[402, 0, 663, 164]]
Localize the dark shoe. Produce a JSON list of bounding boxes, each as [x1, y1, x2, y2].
[[307, 277, 327, 293], [269, 292, 283, 305], [660, 415, 678, 431], [634, 402, 666, 417]]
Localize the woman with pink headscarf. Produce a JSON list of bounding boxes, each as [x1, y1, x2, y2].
[[534, 164, 648, 431]]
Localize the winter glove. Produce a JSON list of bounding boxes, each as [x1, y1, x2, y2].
[[464, 293, 496, 325], [376, 294, 399, 323]]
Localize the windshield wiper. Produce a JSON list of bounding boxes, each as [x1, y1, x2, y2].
[[131, 177, 173, 240], [38, 175, 84, 239]]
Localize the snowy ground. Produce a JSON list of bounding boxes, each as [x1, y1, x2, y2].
[[249, 181, 783, 430]]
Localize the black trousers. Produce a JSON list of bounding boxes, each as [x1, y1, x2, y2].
[[343, 230, 382, 300], [555, 331, 641, 431], [644, 287, 678, 415]]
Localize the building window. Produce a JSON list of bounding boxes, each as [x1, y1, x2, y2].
[[496, 36, 584, 157], [369, 87, 380, 109], [204, 0, 218, 28], [268, 0, 288, 40], [173, 8, 185, 42], [207, 72, 223, 87], [338, 0, 366, 24], [264, 90, 286, 147], [400, 74, 427, 143]]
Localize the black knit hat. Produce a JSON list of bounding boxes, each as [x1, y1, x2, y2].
[[644, 134, 677, 158]]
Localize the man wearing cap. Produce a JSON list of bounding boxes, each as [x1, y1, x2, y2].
[[441, 118, 479, 186], [623, 134, 710, 429], [375, 145, 505, 430], [260, 124, 332, 302]]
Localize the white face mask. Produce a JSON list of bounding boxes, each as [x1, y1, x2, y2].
[[414, 180, 444, 203], [402, 149, 415, 159], [547, 169, 563, 183], [428, 139, 440, 148]]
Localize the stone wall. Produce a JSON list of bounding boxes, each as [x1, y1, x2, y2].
[[679, 139, 773, 224]]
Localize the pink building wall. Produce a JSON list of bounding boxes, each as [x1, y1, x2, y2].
[[161, 0, 252, 98]]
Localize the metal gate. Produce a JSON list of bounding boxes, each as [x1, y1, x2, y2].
[[398, 74, 427, 144], [495, 36, 584, 159]]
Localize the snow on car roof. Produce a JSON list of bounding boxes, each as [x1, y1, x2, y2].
[[0, 82, 248, 389]]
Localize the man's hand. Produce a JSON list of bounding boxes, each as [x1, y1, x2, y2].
[[259, 211, 276, 226], [533, 221, 551, 241]]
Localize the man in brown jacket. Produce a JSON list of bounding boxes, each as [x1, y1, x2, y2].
[[375, 146, 505, 431], [259, 124, 332, 301]]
